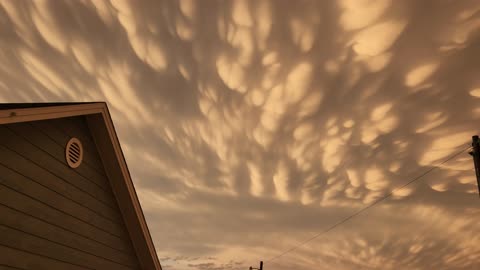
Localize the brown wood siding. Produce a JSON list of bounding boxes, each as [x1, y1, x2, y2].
[[0, 117, 141, 269]]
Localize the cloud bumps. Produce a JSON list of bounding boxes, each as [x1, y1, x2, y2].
[[0, 0, 480, 269]]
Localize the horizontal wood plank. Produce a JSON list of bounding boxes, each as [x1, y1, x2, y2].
[[5, 123, 110, 191], [0, 126, 116, 208], [0, 264, 26, 270], [0, 162, 127, 237], [29, 119, 105, 174], [0, 144, 121, 222], [48, 117, 97, 152], [0, 225, 138, 270], [0, 204, 139, 268], [0, 184, 134, 253], [0, 245, 89, 270]]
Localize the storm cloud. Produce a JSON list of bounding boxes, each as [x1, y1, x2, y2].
[[0, 0, 479, 269]]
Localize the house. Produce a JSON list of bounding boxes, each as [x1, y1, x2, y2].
[[0, 102, 162, 270]]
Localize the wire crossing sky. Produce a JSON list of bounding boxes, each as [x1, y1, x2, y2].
[[265, 144, 473, 265]]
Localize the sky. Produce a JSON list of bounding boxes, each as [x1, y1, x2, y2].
[[0, 0, 480, 269]]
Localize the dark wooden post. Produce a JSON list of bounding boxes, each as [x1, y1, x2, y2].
[[471, 135, 480, 197], [250, 261, 263, 270]]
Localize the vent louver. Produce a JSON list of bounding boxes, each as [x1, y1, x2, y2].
[[66, 137, 83, 168]]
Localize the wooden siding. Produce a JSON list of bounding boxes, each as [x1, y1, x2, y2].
[[0, 116, 141, 269]]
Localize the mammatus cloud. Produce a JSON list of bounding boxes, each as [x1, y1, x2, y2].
[[0, 0, 479, 269]]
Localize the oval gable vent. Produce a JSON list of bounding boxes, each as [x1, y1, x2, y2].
[[66, 137, 83, 168]]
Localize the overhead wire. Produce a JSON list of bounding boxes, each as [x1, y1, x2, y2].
[[265, 143, 472, 264]]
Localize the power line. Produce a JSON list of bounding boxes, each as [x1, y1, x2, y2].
[[265, 144, 472, 264]]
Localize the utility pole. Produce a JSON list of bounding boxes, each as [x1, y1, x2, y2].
[[470, 135, 480, 197], [249, 261, 263, 270]]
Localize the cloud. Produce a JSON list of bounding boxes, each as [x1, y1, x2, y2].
[[0, 0, 479, 269]]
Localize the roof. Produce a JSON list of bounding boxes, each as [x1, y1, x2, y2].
[[0, 102, 102, 109], [0, 102, 162, 270]]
